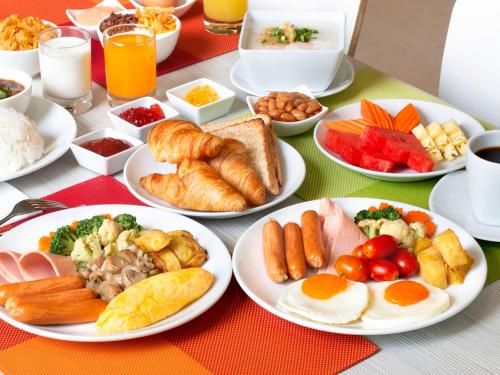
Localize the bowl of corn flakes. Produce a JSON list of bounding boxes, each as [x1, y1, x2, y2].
[[0, 15, 57, 77], [97, 7, 180, 64]]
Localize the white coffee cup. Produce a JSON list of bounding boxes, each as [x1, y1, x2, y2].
[[467, 130, 500, 226]]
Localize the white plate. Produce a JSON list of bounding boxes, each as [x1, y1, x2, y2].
[[0, 96, 77, 182], [230, 58, 355, 99], [314, 99, 485, 182], [124, 140, 306, 219], [430, 170, 500, 242], [233, 198, 487, 335], [0, 204, 232, 342]]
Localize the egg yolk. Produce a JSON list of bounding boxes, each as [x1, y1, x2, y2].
[[384, 280, 429, 306], [301, 274, 348, 300]]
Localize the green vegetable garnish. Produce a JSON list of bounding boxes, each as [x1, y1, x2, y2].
[[294, 27, 318, 42], [75, 215, 106, 238], [354, 206, 402, 223], [49, 225, 77, 256], [113, 213, 142, 232], [0, 88, 8, 99]]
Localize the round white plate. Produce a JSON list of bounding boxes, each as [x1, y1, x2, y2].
[[230, 58, 355, 99], [0, 205, 232, 342], [233, 198, 487, 335], [124, 140, 306, 219], [0, 96, 77, 182], [430, 170, 500, 242], [314, 99, 485, 182]]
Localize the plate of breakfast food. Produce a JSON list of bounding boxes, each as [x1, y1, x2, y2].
[[232, 198, 487, 335], [0, 204, 232, 342], [124, 115, 306, 219], [314, 99, 485, 182]]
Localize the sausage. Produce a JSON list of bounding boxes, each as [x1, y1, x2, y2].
[[283, 223, 307, 280], [7, 298, 107, 325], [5, 288, 97, 311], [300, 210, 326, 268], [262, 220, 288, 282], [0, 275, 84, 306]]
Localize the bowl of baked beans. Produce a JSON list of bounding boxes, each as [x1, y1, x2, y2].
[[246, 86, 328, 137]]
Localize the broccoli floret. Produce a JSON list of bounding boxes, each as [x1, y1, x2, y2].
[[113, 214, 142, 232], [49, 225, 77, 256], [354, 206, 402, 223], [75, 215, 105, 238]]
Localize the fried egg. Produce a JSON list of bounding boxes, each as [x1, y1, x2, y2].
[[361, 280, 450, 328], [277, 274, 369, 324]]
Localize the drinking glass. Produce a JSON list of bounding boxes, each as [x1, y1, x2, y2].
[[103, 24, 156, 106], [38, 26, 92, 114], [203, 0, 248, 35]]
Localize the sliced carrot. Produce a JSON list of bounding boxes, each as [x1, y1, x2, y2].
[[38, 236, 52, 252], [100, 213, 112, 220], [361, 99, 394, 129], [379, 202, 390, 210], [404, 210, 431, 224], [323, 119, 371, 135], [394, 103, 421, 133], [368, 206, 378, 212], [70, 221, 79, 231], [395, 207, 404, 216], [424, 221, 436, 237]]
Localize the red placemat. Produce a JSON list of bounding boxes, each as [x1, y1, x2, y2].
[[0, 176, 379, 375]]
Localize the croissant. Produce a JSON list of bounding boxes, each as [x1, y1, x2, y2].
[[147, 119, 224, 163], [207, 138, 266, 206], [140, 159, 247, 212]]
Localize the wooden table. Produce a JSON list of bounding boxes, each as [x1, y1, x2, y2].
[[8, 51, 500, 374]]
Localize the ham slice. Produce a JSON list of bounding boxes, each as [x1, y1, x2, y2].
[[0, 251, 23, 283], [318, 198, 367, 273]]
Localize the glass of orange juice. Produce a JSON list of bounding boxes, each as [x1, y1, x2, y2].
[[203, 0, 248, 35], [103, 24, 156, 106]]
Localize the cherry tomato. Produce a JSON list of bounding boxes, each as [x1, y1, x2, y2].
[[352, 245, 368, 260], [362, 235, 397, 259], [334, 255, 369, 282], [390, 249, 418, 277], [368, 259, 399, 281]]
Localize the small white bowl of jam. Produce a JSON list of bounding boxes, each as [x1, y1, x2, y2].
[[70, 128, 143, 175]]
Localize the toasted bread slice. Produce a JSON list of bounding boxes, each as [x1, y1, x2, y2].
[[205, 120, 280, 195]]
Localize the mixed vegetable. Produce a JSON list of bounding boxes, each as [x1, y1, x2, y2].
[[260, 22, 319, 45]]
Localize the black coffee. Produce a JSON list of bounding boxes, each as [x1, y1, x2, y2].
[[475, 147, 500, 164]]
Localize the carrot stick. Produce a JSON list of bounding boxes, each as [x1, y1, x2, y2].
[[424, 221, 436, 237], [404, 210, 431, 224]]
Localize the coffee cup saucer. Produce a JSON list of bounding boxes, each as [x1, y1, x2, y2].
[[429, 170, 500, 242]]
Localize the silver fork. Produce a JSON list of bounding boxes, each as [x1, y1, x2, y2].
[[0, 199, 68, 227]]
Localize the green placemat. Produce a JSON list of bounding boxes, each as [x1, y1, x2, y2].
[[282, 66, 499, 285]]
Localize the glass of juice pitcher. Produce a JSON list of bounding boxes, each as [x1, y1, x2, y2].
[[103, 24, 156, 106], [203, 0, 248, 35]]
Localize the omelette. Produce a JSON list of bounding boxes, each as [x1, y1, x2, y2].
[[96, 268, 214, 333]]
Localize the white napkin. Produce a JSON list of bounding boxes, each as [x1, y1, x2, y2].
[[0, 182, 40, 227]]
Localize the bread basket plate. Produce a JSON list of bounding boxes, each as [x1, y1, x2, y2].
[[123, 140, 306, 219], [0, 205, 232, 342], [232, 198, 487, 335]]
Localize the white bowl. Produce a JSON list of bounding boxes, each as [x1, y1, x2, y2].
[[0, 20, 57, 77], [70, 128, 143, 175], [97, 9, 181, 65], [108, 96, 179, 141], [246, 85, 328, 137], [66, 0, 127, 41], [129, 0, 197, 18], [238, 11, 345, 92], [0, 68, 33, 114], [166, 78, 236, 125]]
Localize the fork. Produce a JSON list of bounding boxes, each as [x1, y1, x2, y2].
[[0, 199, 68, 227]]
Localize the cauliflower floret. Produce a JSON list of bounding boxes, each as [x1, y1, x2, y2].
[[379, 219, 416, 249], [98, 219, 122, 246], [116, 229, 139, 251], [70, 238, 92, 267], [85, 234, 103, 259], [410, 221, 428, 239], [357, 219, 381, 238], [103, 242, 118, 256]]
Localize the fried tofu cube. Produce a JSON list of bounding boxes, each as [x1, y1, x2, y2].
[[446, 253, 474, 285], [414, 236, 433, 255], [417, 247, 448, 289], [432, 229, 469, 268]]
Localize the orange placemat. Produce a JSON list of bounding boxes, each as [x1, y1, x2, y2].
[[0, 176, 379, 375]]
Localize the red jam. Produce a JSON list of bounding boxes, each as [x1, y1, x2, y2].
[[80, 137, 132, 157], [118, 104, 165, 127]]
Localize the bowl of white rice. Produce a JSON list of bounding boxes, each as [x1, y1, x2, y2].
[[0, 107, 44, 176]]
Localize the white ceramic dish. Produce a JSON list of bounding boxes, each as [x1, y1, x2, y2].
[[129, 0, 197, 18], [0, 68, 32, 113], [430, 170, 500, 242], [66, 0, 126, 41], [238, 11, 345, 92], [233, 197, 487, 335], [166, 78, 236, 125], [0, 96, 77, 182], [0, 20, 57, 77], [97, 10, 181, 65], [314, 99, 486, 182], [246, 85, 328, 137], [0, 204, 233, 342], [108, 97, 179, 141], [70, 128, 143, 176], [124, 140, 306, 219], [230, 58, 355, 99]]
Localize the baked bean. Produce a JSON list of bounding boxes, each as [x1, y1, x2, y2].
[[297, 103, 307, 112], [252, 91, 322, 122], [268, 109, 284, 118], [280, 113, 296, 121], [306, 101, 321, 115], [291, 109, 307, 121], [285, 102, 294, 112], [268, 98, 277, 111], [276, 100, 286, 110], [258, 105, 268, 113]]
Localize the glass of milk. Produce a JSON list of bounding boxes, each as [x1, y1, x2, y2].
[[38, 27, 92, 114]]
